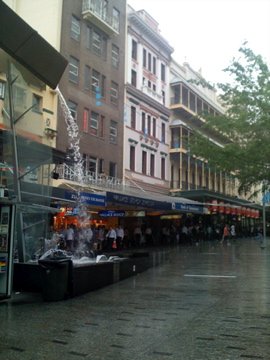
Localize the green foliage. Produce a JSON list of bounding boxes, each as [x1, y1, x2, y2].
[[190, 44, 270, 194]]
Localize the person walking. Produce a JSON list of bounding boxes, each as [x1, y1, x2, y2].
[[65, 224, 75, 252], [106, 226, 117, 250], [220, 224, 230, 244], [116, 225, 124, 249]]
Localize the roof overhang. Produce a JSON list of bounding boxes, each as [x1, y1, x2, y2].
[[0, 0, 68, 89], [175, 189, 261, 210]]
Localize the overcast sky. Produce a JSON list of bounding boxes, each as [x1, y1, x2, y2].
[[128, 0, 270, 85]]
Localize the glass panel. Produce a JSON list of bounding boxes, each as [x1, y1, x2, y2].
[[1, 58, 56, 264]]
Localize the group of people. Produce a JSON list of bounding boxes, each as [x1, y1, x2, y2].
[[45, 221, 261, 255], [50, 224, 129, 253]]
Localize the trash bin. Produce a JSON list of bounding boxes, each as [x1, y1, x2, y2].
[[39, 258, 72, 301]]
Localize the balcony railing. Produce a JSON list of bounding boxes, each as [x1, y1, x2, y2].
[[141, 85, 163, 104], [57, 163, 125, 191], [82, 0, 119, 36]]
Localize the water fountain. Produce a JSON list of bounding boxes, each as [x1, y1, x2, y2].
[[41, 87, 101, 263]]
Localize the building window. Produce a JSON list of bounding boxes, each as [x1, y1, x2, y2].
[[13, 86, 26, 107], [130, 146, 135, 171], [131, 70, 137, 87], [86, 26, 107, 59], [112, 44, 119, 68], [148, 53, 151, 71], [147, 115, 151, 136], [109, 161, 117, 178], [152, 118, 156, 138], [67, 100, 77, 120], [92, 30, 102, 56], [83, 109, 89, 133], [89, 157, 97, 174], [32, 94, 42, 113], [150, 154, 155, 177], [161, 63, 166, 82], [141, 112, 146, 134], [182, 86, 188, 107], [71, 15, 80, 41], [142, 151, 147, 175], [190, 92, 196, 112], [131, 106, 136, 129], [161, 157, 165, 180], [110, 120, 117, 144], [110, 81, 119, 105], [143, 48, 147, 68], [91, 69, 105, 99], [132, 39, 137, 60], [162, 90, 165, 105], [0, 81, 6, 100], [112, 8, 120, 32], [90, 111, 99, 135], [161, 123, 166, 143], [98, 158, 104, 174], [84, 65, 91, 90], [69, 56, 79, 83], [197, 97, 203, 114], [153, 57, 156, 74], [153, 84, 156, 92]]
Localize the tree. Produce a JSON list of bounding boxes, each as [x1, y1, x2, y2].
[[190, 44, 270, 195]]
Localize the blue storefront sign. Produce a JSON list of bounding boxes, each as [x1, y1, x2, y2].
[[106, 192, 171, 210], [65, 191, 106, 206], [173, 202, 204, 214], [99, 210, 125, 217]]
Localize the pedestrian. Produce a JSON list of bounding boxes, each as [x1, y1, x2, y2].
[[106, 226, 117, 250], [220, 224, 230, 244], [145, 226, 153, 246], [65, 224, 75, 251], [133, 226, 142, 247], [230, 224, 236, 241], [116, 225, 124, 249]]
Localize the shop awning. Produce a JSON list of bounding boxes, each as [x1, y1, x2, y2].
[[176, 189, 261, 210], [106, 191, 204, 214]]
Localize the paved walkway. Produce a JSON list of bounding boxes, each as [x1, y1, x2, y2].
[[1, 238, 270, 360]]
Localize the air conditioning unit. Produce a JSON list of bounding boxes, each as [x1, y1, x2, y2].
[[0, 188, 8, 198]]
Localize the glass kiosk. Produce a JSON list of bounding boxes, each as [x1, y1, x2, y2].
[[0, 204, 14, 300]]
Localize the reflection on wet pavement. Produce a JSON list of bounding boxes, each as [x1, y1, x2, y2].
[[1, 238, 270, 360]]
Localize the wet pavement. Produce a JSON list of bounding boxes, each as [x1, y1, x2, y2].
[[1, 238, 270, 360]]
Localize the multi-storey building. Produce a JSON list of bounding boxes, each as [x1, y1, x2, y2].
[[124, 6, 174, 194], [4, 0, 126, 183], [58, 0, 126, 180], [169, 59, 261, 223]]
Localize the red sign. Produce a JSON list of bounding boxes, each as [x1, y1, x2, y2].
[[219, 202, 224, 213], [225, 204, 231, 214], [209, 200, 218, 213]]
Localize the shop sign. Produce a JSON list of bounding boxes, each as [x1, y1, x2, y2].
[[107, 191, 170, 210], [210, 200, 218, 213], [231, 206, 237, 215], [65, 191, 106, 206], [125, 211, 146, 217], [174, 203, 204, 213], [246, 208, 251, 217], [99, 210, 125, 217]]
